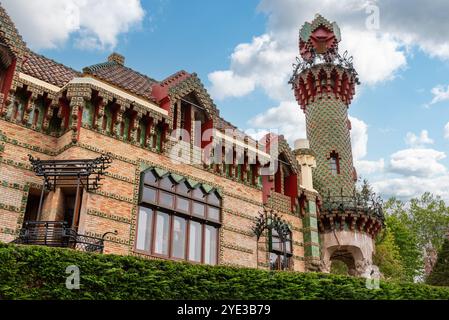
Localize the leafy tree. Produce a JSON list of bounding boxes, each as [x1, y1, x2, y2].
[[359, 178, 373, 202], [373, 226, 406, 281], [384, 199, 423, 281], [382, 194, 449, 280], [409, 193, 449, 252], [426, 237, 449, 286]]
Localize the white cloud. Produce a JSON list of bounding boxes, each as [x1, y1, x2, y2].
[[356, 159, 385, 176], [405, 130, 434, 147], [2, 0, 145, 50], [349, 116, 368, 161], [209, 34, 295, 101], [427, 85, 449, 107], [350, 117, 386, 176], [368, 147, 449, 202], [248, 100, 306, 146], [339, 27, 407, 86], [373, 175, 449, 202], [389, 148, 446, 177], [208, 71, 255, 100], [445, 122, 449, 140]]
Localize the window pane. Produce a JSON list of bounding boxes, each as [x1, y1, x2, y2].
[[159, 176, 173, 190], [269, 252, 280, 270], [286, 240, 292, 253], [136, 207, 153, 252], [154, 211, 169, 255], [204, 225, 217, 265], [192, 202, 205, 217], [207, 206, 220, 221], [159, 191, 174, 208], [141, 187, 156, 204], [176, 196, 190, 212], [177, 182, 190, 195], [188, 221, 202, 262], [192, 187, 205, 200], [172, 216, 186, 259], [272, 235, 281, 251], [208, 192, 221, 206], [144, 170, 158, 186]]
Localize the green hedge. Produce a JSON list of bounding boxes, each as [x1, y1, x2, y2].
[[1, 243, 449, 300]]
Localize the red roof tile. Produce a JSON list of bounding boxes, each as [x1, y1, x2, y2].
[[22, 51, 80, 87], [83, 60, 157, 101]]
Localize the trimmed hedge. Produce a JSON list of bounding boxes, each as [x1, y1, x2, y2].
[[1, 243, 449, 300]]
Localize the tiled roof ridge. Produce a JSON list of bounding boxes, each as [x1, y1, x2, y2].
[[83, 61, 114, 73], [83, 60, 158, 83], [160, 70, 190, 86], [0, 2, 27, 55], [25, 50, 80, 75]]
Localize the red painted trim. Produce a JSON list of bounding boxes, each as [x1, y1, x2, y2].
[[201, 118, 213, 149], [1, 58, 16, 101], [261, 174, 274, 204], [284, 173, 299, 210]]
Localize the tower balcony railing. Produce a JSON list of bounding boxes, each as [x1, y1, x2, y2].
[[321, 189, 385, 224], [13, 221, 106, 254], [289, 50, 360, 86]]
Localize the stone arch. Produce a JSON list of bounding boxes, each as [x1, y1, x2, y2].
[[320, 230, 375, 276], [326, 245, 363, 276]]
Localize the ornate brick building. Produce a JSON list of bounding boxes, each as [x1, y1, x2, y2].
[[0, 4, 383, 275]]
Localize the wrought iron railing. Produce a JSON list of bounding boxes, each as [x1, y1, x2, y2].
[[321, 190, 385, 223], [289, 50, 360, 86], [14, 221, 105, 253]]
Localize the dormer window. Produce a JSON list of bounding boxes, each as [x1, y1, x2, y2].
[[329, 151, 340, 175]]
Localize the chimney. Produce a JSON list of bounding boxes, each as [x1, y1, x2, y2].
[[108, 52, 125, 66]]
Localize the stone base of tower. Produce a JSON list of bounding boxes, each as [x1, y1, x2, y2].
[[319, 230, 377, 277]]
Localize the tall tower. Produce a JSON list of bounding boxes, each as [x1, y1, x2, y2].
[[291, 15, 384, 276]]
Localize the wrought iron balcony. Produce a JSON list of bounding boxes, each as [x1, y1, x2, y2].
[[321, 191, 385, 223], [13, 221, 108, 254], [317, 189, 385, 237]]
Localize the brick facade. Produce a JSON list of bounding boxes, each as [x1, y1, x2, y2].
[[0, 3, 320, 273]]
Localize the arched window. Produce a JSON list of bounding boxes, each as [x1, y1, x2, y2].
[[329, 151, 340, 175], [269, 228, 292, 270]]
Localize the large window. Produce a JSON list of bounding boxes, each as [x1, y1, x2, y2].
[[136, 170, 221, 265], [269, 229, 292, 270]]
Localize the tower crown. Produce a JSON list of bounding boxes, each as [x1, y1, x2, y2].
[[299, 14, 341, 62], [290, 14, 360, 111]]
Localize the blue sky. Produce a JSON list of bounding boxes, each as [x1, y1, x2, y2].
[[3, 0, 449, 202]]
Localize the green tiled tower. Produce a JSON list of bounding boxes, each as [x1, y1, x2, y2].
[[305, 95, 355, 196], [291, 14, 359, 197], [291, 15, 384, 276]]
